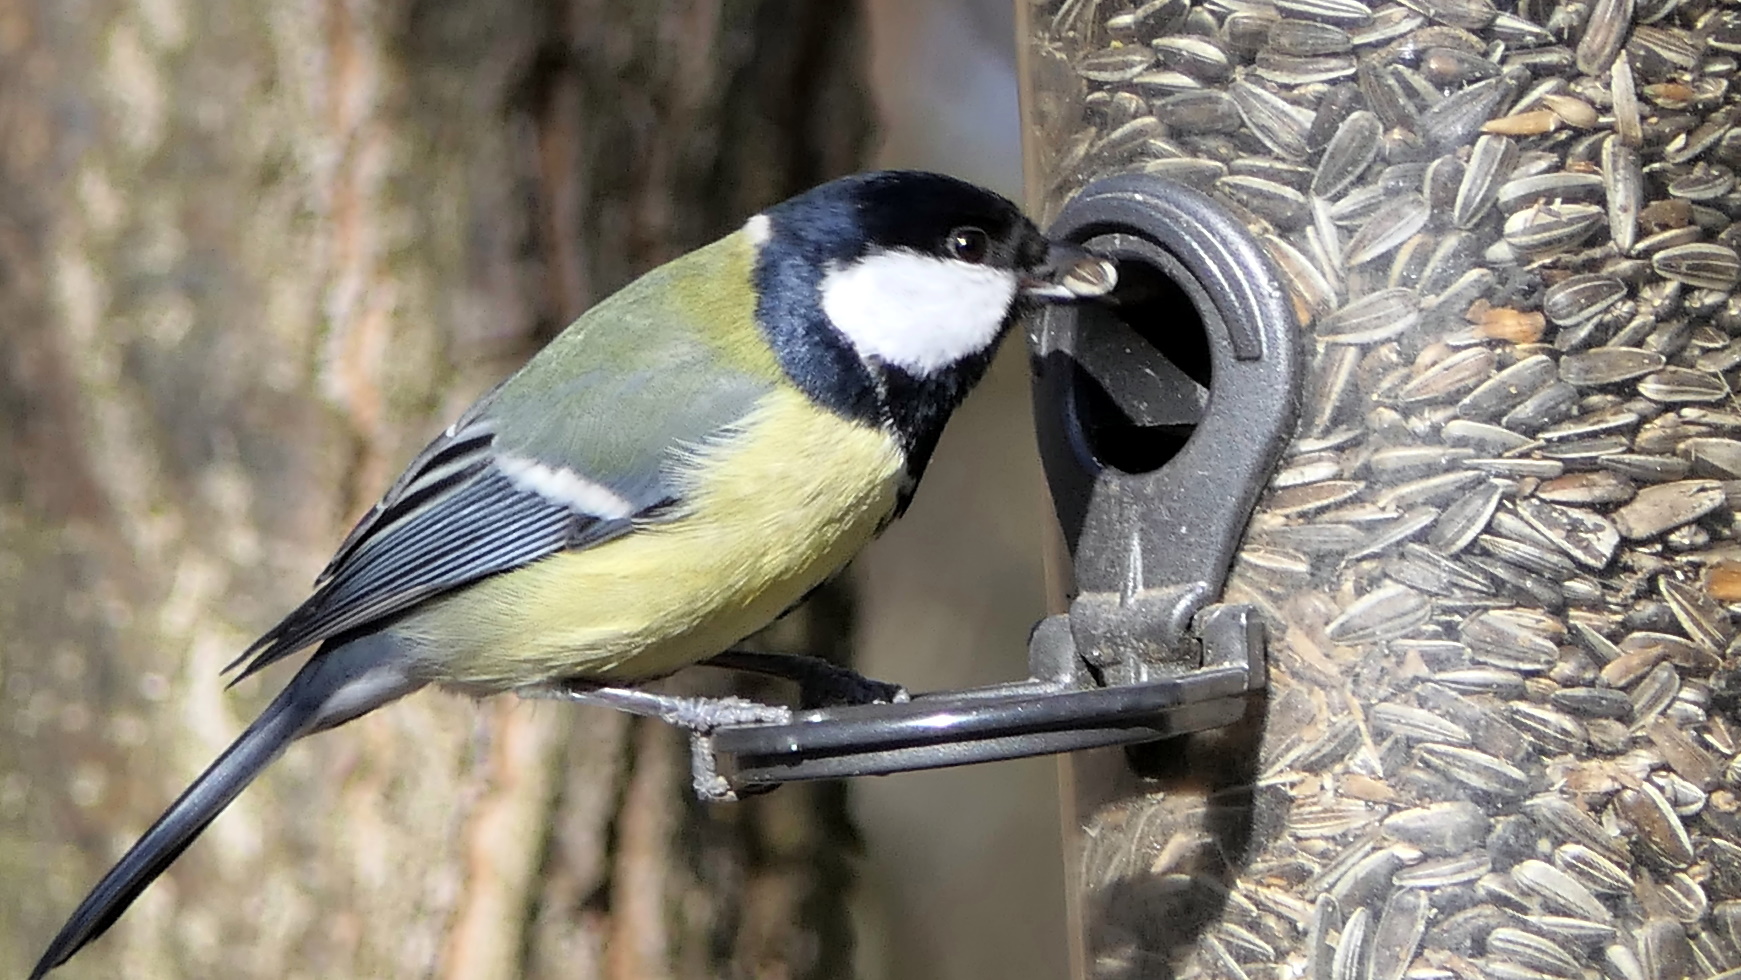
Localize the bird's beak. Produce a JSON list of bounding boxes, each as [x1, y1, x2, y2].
[[1019, 242, 1118, 302]]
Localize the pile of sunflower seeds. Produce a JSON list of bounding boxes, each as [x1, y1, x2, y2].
[[1032, 0, 1741, 976]]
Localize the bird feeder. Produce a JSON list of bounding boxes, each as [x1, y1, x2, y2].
[[1016, 0, 1741, 978]]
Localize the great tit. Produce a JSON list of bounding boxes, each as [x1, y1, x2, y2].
[[31, 170, 1116, 978]]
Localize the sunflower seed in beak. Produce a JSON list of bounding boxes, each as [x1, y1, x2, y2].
[[1023, 245, 1119, 301]]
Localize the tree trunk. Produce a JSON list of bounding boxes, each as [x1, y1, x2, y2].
[[0, 3, 873, 978]]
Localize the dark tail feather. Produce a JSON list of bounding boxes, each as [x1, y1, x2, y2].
[[31, 635, 418, 979]]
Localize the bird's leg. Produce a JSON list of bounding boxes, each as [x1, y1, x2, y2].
[[520, 681, 793, 801], [531, 681, 795, 729], [704, 649, 909, 708]]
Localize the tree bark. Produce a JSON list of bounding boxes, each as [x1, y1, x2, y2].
[[0, 3, 872, 978]]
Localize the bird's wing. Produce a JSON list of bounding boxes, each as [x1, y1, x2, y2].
[[226, 408, 635, 682], [229, 243, 779, 682]]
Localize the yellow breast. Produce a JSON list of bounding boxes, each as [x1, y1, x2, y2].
[[398, 386, 905, 690]]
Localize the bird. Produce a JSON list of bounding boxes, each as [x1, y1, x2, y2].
[[30, 169, 1116, 978]]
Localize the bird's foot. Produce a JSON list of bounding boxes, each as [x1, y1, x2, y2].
[[704, 649, 909, 709], [527, 682, 794, 730], [521, 682, 793, 802]]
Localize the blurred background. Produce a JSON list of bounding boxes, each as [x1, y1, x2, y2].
[[0, 1, 1063, 978]]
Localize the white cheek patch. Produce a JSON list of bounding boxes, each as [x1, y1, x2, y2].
[[496, 454, 636, 520], [819, 249, 1019, 376]]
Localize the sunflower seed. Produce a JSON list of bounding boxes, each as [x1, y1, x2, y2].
[[1318, 287, 1420, 343], [1601, 137, 1642, 253], [1256, 50, 1360, 83], [1393, 850, 1491, 887], [1444, 418, 1533, 453], [1328, 183, 1390, 226], [1616, 783, 1695, 868], [1372, 702, 1474, 744], [1651, 242, 1741, 290], [1265, 234, 1339, 316], [1431, 666, 1524, 696], [1512, 859, 1614, 922], [1465, 456, 1564, 477], [1391, 543, 1499, 595], [1667, 163, 1736, 200], [1526, 793, 1629, 861], [1559, 347, 1665, 385], [1523, 914, 1617, 949], [1346, 193, 1431, 266], [1540, 406, 1639, 441], [1416, 742, 1533, 797], [1463, 607, 1562, 671], [1544, 276, 1628, 326], [1156, 90, 1245, 133], [1078, 46, 1158, 83], [1647, 769, 1705, 817], [1425, 75, 1517, 149], [1312, 112, 1383, 199], [1611, 479, 1726, 538], [1230, 79, 1314, 158], [1218, 174, 1310, 226], [1630, 660, 1682, 726], [1454, 134, 1519, 229], [1633, 24, 1709, 77], [1664, 104, 1738, 164], [1553, 843, 1633, 896], [1659, 575, 1730, 650], [1270, 18, 1356, 57], [1598, 452, 1692, 482], [1368, 888, 1431, 980], [1610, 50, 1646, 147], [1496, 172, 1606, 214], [1549, 685, 1635, 719], [1638, 366, 1729, 402], [1278, 0, 1377, 25], [1131, 69, 1205, 96], [1397, 347, 1497, 404], [1539, 435, 1632, 461], [1290, 719, 1366, 773], [1428, 480, 1503, 553], [1422, 46, 1503, 88], [1491, 531, 1578, 584], [1458, 354, 1558, 420], [1513, 497, 1621, 570], [1368, 445, 1476, 479], [1500, 381, 1579, 432], [1606, 941, 1648, 980], [1349, 505, 1438, 557], [1332, 905, 1371, 980], [1504, 203, 1606, 256], [1153, 35, 1233, 79], [1620, 629, 1719, 670], [1381, 801, 1489, 854], [1488, 926, 1586, 977], [1510, 703, 1590, 754], [1327, 584, 1434, 643], [1644, 871, 1709, 923], [1576, 0, 1635, 75], [1259, 522, 1367, 553], [1373, 470, 1487, 508]]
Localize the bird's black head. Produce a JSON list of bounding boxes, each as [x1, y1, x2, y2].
[[749, 171, 1112, 492]]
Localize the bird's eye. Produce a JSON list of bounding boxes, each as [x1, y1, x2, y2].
[[946, 226, 989, 263]]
